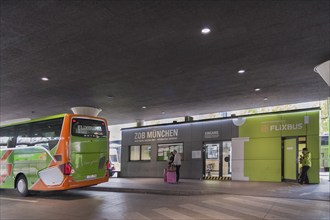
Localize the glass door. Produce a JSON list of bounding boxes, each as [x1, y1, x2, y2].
[[222, 141, 232, 177], [203, 141, 232, 178], [204, 143, 220, 177]]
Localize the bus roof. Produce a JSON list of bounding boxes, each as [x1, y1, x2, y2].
[[0, 114, 67, 128]]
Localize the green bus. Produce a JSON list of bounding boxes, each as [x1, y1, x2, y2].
[[0, 114, 110, 196]]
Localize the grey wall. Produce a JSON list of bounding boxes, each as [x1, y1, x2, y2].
[[121, 119, 238, 179]]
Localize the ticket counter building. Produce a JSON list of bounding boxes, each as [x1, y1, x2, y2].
[[120, 108, 320, 183]]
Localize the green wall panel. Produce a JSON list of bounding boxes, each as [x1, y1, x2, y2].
[[239, 110, 320, 183], [281, 112, 307, 137], [239, 115, 282, 138], [307, 135, 320, 160], [244, 138, 281, 160], [307, 111, 320, 135], [244, 160, 281, 182], [308, 159, 320, 184]]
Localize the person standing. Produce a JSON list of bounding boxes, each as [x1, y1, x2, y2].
[[168, 151, 175, 166], [299, 148, 311, 184], [173, 150, 182, 183]]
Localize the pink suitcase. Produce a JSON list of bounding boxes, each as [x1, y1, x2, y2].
[[163, 168, 167, 182], [166, 171, 176, 184]]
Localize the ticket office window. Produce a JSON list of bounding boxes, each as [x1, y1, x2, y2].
[[129, 145, 151, 161]]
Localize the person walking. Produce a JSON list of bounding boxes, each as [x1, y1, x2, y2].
[[173, 150, 182, 183], [299, 148, 311, 184]]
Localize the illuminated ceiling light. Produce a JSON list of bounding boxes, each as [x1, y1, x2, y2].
[[238, 69, 245, 74], [201, 27, 211, 34], [41, 77, 49, 81], [264, 97, 268, 101], [142, 106, 147, 109], [107, 95, 113, 99], [254, 88, 261, 92]]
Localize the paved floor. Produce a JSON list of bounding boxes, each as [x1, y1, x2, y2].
[[0, 189, 329, 219], [0, 175, 329, 219], [87, 175, 330, 201]]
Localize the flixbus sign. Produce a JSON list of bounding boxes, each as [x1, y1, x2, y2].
[[260, 120, 303, 133], [239, 112, 313, 138]]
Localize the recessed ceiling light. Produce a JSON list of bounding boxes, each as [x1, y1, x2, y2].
[[142, 106, 147, 109], [264, 97, 268, 101], [254, 88, 261, 92], [238, 70, 245, 74], [201, 28, 211, 34], [41, 77, 49, 81], [107, 95, 113, 99]]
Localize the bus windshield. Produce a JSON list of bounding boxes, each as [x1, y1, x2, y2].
[[71, 118, 107, 138]]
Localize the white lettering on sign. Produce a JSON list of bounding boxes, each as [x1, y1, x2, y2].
[[77, 125, 101, 131], [204, 131, 219, 139], [260, 120, 304, 133], [270, 123, 303, 131], [134, 132, 146, 140], [146, 129, 178, 139], [134, 129, 179, 142]]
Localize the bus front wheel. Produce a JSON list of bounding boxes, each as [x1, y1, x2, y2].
[[16, 175, 29, 197]]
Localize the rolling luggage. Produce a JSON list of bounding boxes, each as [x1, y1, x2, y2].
[[166, 170, 176, 184], [163, 168, 167, 182]]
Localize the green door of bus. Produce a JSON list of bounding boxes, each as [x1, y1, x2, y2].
[[283, 138, 297, 180]]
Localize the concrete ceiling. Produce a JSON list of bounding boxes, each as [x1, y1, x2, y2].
[[1, 0, 329, 125]]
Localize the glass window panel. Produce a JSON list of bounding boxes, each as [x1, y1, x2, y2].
[[16, 125, 31, 146], [141, 145, 151, 160], [0, 127, 15, 148], [71, 118, 106, 138], [31, 118, 63, 150], [207, 145, 219, 159], [157, 143, 183, 161], [321, 136, 328, 146], [130, 145, 140, 161]]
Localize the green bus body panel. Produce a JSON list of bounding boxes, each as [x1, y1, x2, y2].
[[283, 138, 297, 180], [0, 147, 53, 189], [70, 136, 107, 181]]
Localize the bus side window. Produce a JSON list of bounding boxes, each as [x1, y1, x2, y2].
[[31, 118, 63, 150], [0, 126, 15, 148], [7, 137, 16, 148], [16, 124, 31, 147]]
